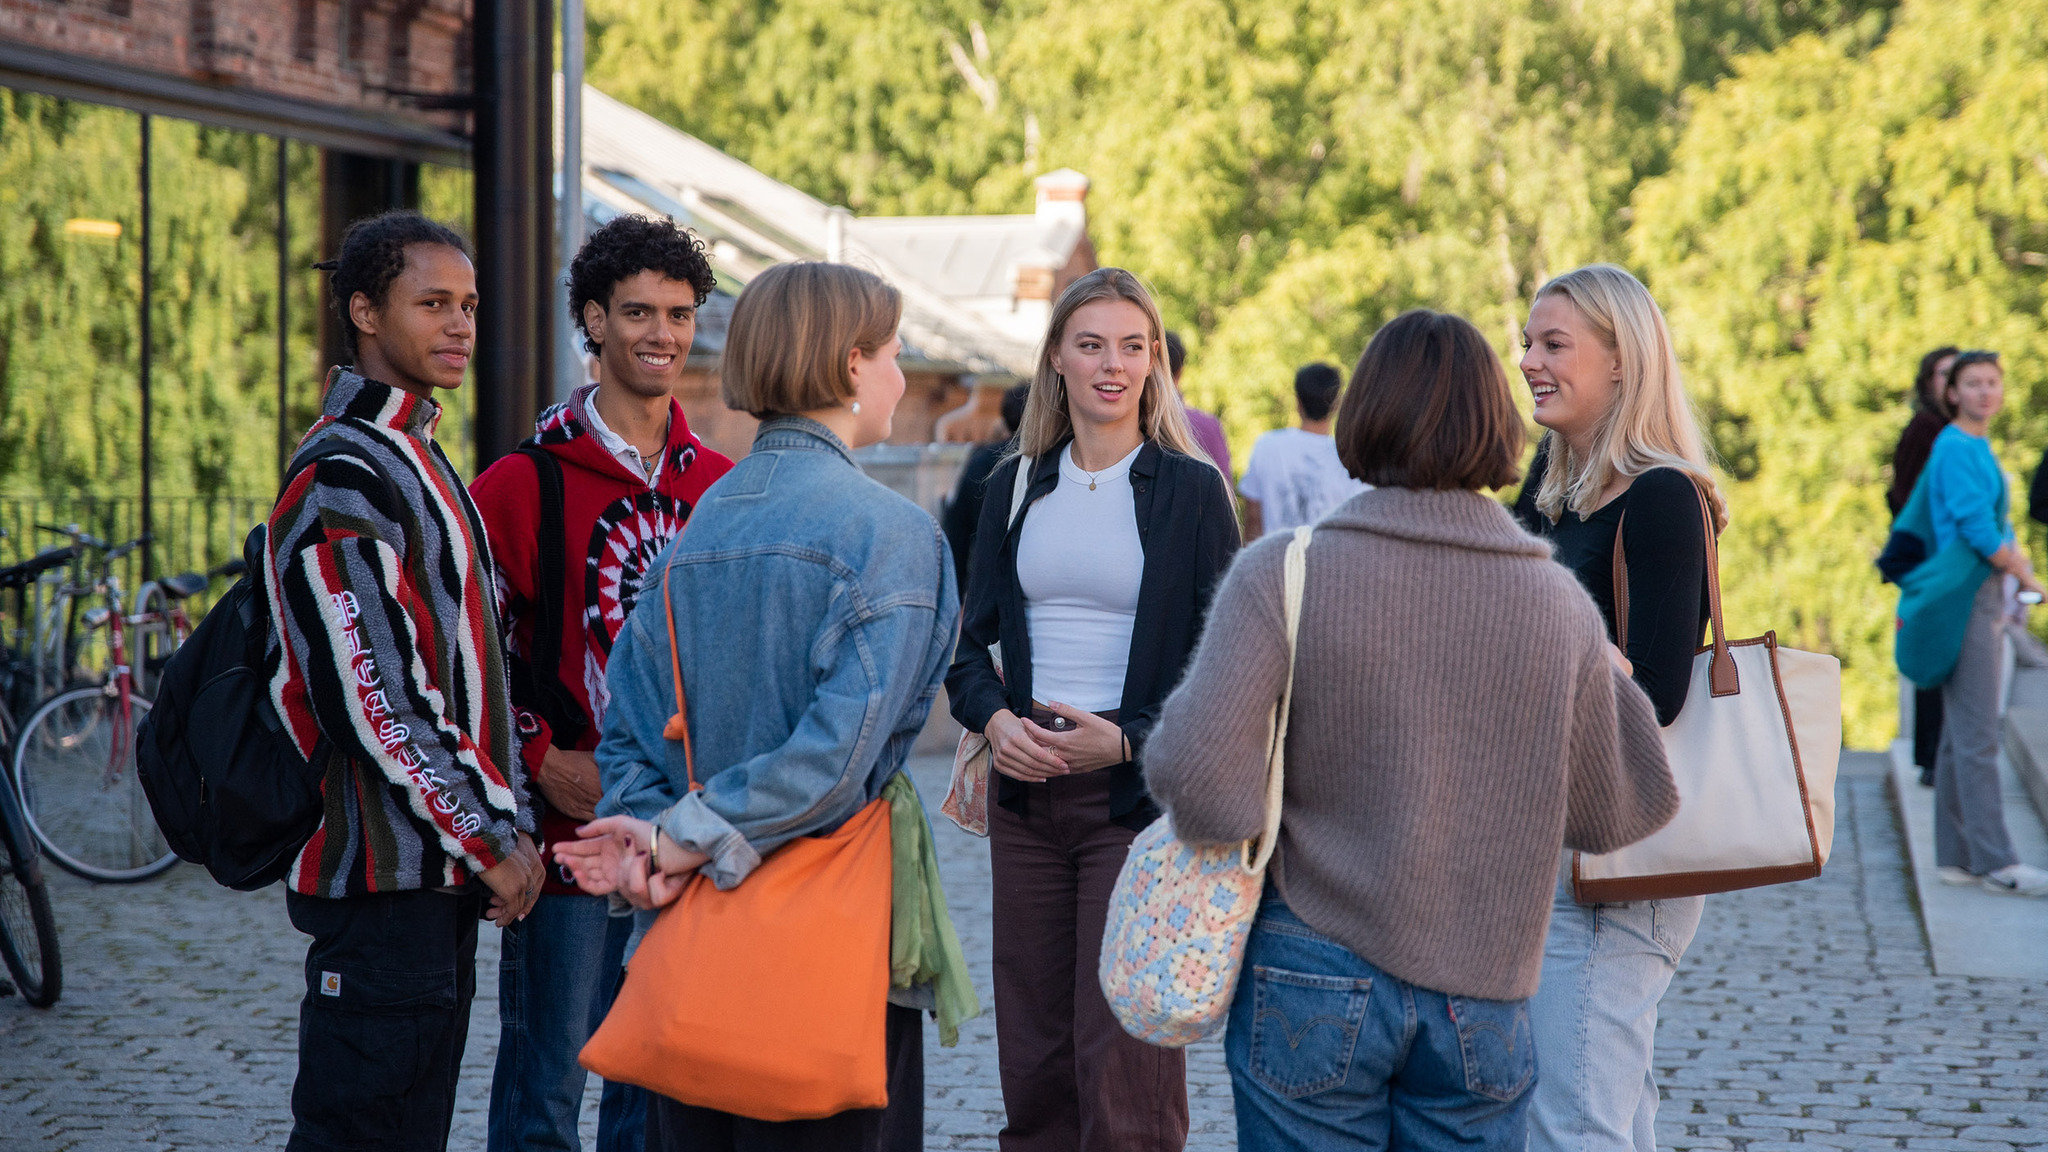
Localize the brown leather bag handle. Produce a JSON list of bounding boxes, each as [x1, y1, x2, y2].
[[1611, 478, 1738, 698]]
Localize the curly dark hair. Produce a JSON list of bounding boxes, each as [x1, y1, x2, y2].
[[568, 215, 719, 354], [316, 211, 472, 361]]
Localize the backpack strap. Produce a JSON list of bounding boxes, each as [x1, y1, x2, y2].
[[263, 431, 406, 761], [509, 440, 588, 748], [285, 430, 407, 531]]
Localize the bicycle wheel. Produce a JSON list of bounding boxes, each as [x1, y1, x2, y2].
[[13, 686, 175, 882], [0, 798, 61, 1006]]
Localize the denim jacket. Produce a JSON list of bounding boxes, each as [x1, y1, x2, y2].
[[594, 417, 960, 890]]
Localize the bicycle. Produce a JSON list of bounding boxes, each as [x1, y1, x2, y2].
[[131, 556, 242, 700], [11, 532, 177, 883], [31, 524, 121, 698], [0, 542, 73, 1006]]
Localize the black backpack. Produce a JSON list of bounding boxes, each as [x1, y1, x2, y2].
[[136, 438, 401, 890], [507, 440, 590, 748]]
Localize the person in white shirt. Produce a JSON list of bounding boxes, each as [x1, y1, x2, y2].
[[1238, 362, 1368, 537]]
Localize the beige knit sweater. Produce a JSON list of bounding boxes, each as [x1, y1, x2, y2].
[[1143, 487, 1677, 1001]]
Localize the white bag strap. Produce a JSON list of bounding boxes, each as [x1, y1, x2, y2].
[[1006, 454, 1034, 529], [985, 455, 1035, 681], [1245, 524, 1312, 874]]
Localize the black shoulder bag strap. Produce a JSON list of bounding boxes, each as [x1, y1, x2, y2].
[[510, 439, 588, 747]]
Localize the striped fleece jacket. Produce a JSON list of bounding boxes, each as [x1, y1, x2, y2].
[[265, 369, 537, 897]]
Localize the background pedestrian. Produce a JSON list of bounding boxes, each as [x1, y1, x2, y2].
[[1894, 346, 1960, 785], [1164, 330, 1233, 477], [1236, 362, 1366, 537], [941, 383, 1031, 594], [1921, 351, 2048, 896]]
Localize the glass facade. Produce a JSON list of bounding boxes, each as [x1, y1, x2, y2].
[[0, 87, 473, 592]]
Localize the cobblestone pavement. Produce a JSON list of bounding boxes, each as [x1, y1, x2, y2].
[[3, 752, 2043, 1150], [1653, 756, 2048, 1150]]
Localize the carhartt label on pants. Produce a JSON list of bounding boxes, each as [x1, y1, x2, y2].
[[320, 971, 341, 997]]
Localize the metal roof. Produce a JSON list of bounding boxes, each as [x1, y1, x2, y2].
[[570, 84, 1041, 377]]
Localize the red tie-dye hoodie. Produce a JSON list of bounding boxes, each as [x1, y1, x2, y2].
[[470, 384, 734, 894]]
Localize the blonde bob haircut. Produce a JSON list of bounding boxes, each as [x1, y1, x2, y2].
[[721, 261, 903, 419], [1529, 263, 1727, 532], [1013, 267, 1213, 468]]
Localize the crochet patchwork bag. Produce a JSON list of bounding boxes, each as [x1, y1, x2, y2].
[[1098, 524, 1310, 1047]]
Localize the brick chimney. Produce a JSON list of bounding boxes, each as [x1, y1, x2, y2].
[[1016, 168, 1091, 305]]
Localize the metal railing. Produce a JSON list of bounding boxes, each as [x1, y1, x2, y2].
[[0, 496, 269, 636]]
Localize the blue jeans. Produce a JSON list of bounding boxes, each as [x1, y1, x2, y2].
[[1526, 862, 1703, 1152], [1225, 895, 1537, 1151], [488, 893, 645, 1152]]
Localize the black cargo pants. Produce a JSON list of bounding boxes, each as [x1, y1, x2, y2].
[[284, 887, 483, 1152]]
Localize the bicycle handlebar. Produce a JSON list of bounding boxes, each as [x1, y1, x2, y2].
[[34, 526, 154, 573], [37, 523, 109, 551]]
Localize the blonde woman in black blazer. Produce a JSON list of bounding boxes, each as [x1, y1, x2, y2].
[[946, 267, 1238, 1152]]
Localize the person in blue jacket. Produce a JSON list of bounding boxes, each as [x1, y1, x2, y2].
[[1923, 350, 2048, 897]]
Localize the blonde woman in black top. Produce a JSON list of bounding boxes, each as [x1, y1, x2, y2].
[[1511, 264, 1720, 1152]]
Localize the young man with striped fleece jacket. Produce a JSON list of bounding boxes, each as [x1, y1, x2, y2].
[[265, 211, 545, 1152]]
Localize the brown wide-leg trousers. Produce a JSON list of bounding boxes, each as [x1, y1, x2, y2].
[[989, 769, 1188, 1152]]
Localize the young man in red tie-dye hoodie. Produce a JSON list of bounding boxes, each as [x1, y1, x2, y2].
[[471, 215, 733, 1152]]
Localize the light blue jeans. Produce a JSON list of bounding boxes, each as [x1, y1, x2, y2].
[[1226, 893, 1538, 1151], [1526, 860, 1703, 1152], [487, 893, 644, 1152]]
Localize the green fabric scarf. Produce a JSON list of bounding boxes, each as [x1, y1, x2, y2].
[[882, 771, 980, 1046]]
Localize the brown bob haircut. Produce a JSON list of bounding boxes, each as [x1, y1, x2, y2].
[[1334, 309, 1525, 491], [721, 261, 903, 419]]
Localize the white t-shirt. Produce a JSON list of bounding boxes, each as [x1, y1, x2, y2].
[[1237, 427, 1368, 537], [1015, 442, 1145, 712]]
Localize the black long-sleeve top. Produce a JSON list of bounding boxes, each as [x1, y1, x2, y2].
[[1890, 409, 1947, 516], [1512, 444, 1710, 725], [946, 440, 1241, 829]]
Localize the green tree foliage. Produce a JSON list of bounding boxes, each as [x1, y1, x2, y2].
[[590, 0, 1977, 743], [1630, 0, 2048, 743]]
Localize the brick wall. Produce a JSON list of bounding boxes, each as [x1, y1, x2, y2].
[[0, 0, 468, 130], [676, 368, 972, 463]]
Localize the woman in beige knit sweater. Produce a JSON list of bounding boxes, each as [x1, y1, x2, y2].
[[1143, 309, 1679, 1151]]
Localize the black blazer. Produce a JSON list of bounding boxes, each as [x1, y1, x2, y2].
[[947, 439, 1241, 829]]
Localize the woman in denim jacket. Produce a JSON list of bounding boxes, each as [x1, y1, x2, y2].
[[554, 262, 959, 1152]]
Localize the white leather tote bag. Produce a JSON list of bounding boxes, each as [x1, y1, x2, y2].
[[1572, 482, 1842, 903]]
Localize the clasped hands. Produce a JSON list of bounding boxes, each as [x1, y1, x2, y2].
[[985, 702, 1128, 782], [551, 815, 710, 911]]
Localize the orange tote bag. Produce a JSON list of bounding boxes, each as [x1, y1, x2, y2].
[[578, 565, 894, 1121]]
